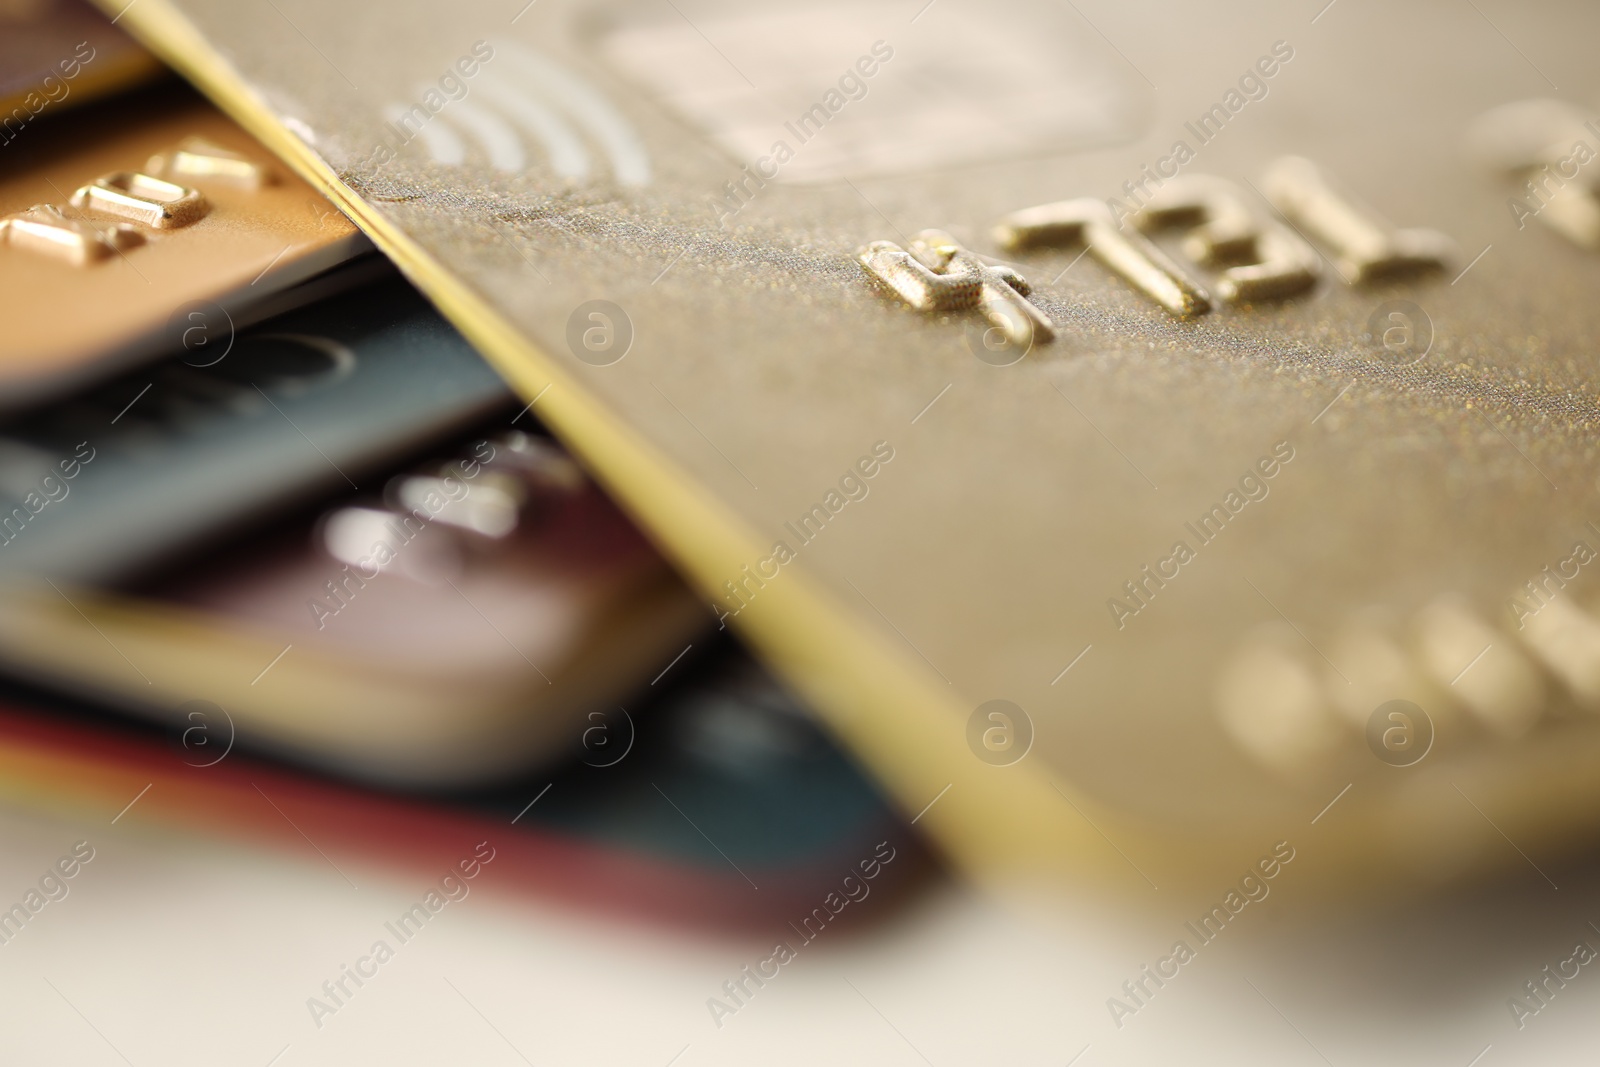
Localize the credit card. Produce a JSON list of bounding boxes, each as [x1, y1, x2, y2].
[[101, 0, 1600, 891], [0, 413, 709, 783], [0, 641, 924, 929], [0, 81, 370, 404], [0, 0, 163, 121], [0, 273, 511, 585]]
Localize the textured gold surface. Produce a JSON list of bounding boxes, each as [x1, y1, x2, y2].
[[97, 0, 1600, 891]]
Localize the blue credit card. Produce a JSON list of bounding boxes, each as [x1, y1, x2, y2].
[[0, 275, 512, 584], [498, 646, 903, 872]]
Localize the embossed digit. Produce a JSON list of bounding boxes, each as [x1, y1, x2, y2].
[[0, 204, 144, 266], [992, 198, 1212, 318], [1469, 99, 1600, 250], [1135, 175, 1319, 303], [858, 228, 1055, 346], [148, 136, 272, 190], [71, 171, 209, 229], [1261, 156, 1452, 283]]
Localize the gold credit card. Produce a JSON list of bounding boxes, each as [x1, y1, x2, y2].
[[100, 0, 1600, 891], [0, 82, 369, 403]]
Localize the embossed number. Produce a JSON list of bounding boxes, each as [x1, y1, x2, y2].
[[1135, 175, 1320, 303], [992, 198, 1212, 318], [0, 204, 144, 266], [71, 171, 209, 229], [1262, 156, 1452, 283]]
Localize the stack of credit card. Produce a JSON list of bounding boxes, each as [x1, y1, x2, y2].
[[0, 2, 890, 805], [13, 0, 1600, 1062], [75, 0, 1600, 900]]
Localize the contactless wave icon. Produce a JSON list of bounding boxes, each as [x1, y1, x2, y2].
[[380, 39, 650, 186]]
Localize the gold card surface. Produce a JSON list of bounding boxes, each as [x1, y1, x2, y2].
[[0, 83, 369, 402], [100, 0, 1600, 892]]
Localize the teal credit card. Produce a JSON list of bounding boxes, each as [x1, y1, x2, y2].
[[0, 274, 511, 584]]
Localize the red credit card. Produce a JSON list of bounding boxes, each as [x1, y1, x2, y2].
[[0, 650, 928, 932]]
